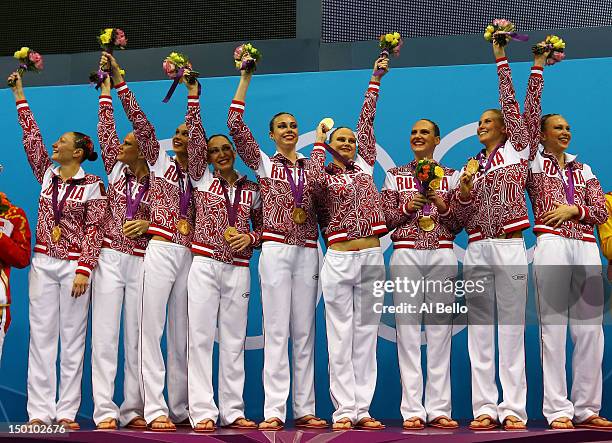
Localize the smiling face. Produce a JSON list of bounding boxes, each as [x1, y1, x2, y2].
[[172, 123, 189, 154], [269, 113, 298, 150], [329, 127, 357, 161], [51, 132, 84, 164], [477, 110, 506, 147], [207, 135, 236, 173], [410, 119, 440, 159], [116, 132, 142, 163], [541, 114, 571, 154]]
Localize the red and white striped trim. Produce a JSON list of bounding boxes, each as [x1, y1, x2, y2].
[[496, 57, 509, 68], [230, 100, 245, 113], [531, 66, 543, 77], [33, 243, 47, 254], [148, 224, 173, 240], [99, 95, 113, 105], [467, 230, 484, 243], [393, 238, 454, 249], [368, 81, 380, 93], [313, 142, 326, 153], [102, 237, 146, 257], [458, 194, 473, 205], [371, 221, 387, 235], [232, 257, 250, 267], [327, 230, 348, 245], [33, 243, 80, 260], [533, 224, 596, 242], [262, 230, 318, 248], [76, 262, 93, 277], [67, 250, 81, 260], [503, 216, 530, 233], [248, 232, 257, 245], [187, 96, 199, 106], [114, 82, 128, 93], [191, 242, 215, 256], [16, 100, 29, 112]]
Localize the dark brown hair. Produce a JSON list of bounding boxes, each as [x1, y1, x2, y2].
[[72, 132, 98, 162]]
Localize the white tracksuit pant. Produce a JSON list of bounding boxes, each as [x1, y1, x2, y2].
[[259, 242, 319, 422], [463, 238, 528, 423], [26, 253, 90, 423], [390, 248, 457, 422], [321, 247, 384, 423], [187, 256, 250, 426], [533, 234, 604, 424], [140, 239, 191, 423], [91, 248, 145, 425]]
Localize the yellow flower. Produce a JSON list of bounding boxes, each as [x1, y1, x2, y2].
[[14, 47, 29, 59], [549, 35, 560, 44], [484, 32, 492, 41], [553, 41, 564, 49], [393, 32, 401, 39], [119, 69, 125, 76], [434, 166, 444, 178], [99, 29, 112, 45], [385, 34, 393, 42], [392, 39, 399, 46], [245, 43, 252, 51], [486, 25, 494, 33]]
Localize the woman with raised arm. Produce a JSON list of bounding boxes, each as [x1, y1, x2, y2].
[[228, 62, 327, 431], [8, 72, 106, 430], [381, 116, 462, 431], [451, 39, 532, 431], [91, 60, 151, 431], [185, 77, 261, 432], [523, 49, 612, 431], [104, 53, 192, 432], [310, 57, 388, 431]]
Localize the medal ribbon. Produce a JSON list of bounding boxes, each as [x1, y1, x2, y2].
[[220, 178, 243, 227], [281, 161, 305, 208], [51, 175, 78, 227], [413, 172, 432, 217], [125, 171, 150, 220], [548, 154, 575, 205], [477, 142, 504, 173], [322, 142, 355, 172], [175, 161, 192, 219], [162, 67, 202, 103]]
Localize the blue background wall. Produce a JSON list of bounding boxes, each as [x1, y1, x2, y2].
[[0, 57, 610, 423]]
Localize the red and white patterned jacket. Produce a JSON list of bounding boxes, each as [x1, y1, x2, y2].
[[186, 96, 263, 266], [311, 81, 387, 245], [16, 100, 106, 277], [382, 161, 462, 249], [523, 68, 607, 241], [0, 193, 31, 333], [451, 57, 532, 242], [116, 82, 194, 247], [228, 101, 321, 248], [98, 95, 151, 257]]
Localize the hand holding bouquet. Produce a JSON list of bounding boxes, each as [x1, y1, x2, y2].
[[162, 52, 200, 103], [483, 19, 528, 46], [233, 43, 261, 73], [7, 47, 43, 87], [90, 28, 127, 89], [532, 35, 566, 65], [375, 32, 402, 76]]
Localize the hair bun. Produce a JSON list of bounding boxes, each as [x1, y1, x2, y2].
[[88, 151, 99, 161]]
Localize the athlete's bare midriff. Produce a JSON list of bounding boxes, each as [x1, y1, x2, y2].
[[329, 235, 380, 251]]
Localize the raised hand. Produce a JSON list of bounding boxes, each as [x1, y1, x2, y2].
[[8, 72, 25, 100], [492, 36, 506, 60], [372, 56, 389, 81], [101, 51, 124, 85], [459, 171, 474, 200], [316, 121, 331, 143]]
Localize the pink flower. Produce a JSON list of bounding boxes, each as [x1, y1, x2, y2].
[[392, 38, 404, 56], [493, 18, 510, 28], [553, 51, 565, 61], [114, 29, 127, 47], [233, 45, 244, 61], [163, 60, 177, 78], [28, 51, 44, 70]]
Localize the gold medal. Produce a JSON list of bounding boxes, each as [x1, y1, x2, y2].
[[466, 158, 480, 175], [429, 178, 441, 190], [224, 226, 239, 242], [177, 219, 190, 235], [292, 207, 307, 224], [51, 225, 62, 243], [418, 216, 435, 232], [319, 117, 335, 132]]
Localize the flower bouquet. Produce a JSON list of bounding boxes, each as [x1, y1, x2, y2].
[[7, 47, 44, 87], [233, 43, 261, 73], [89, 28, 127, 89], [162, 52, 200, 103], [532, 35, 566, 65], [375, 32, 402, 76], [483, 19, 528, 46], [415, 158, 444, 191]]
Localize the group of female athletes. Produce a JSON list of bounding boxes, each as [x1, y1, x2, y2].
[[7, 34, 611, 433]]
